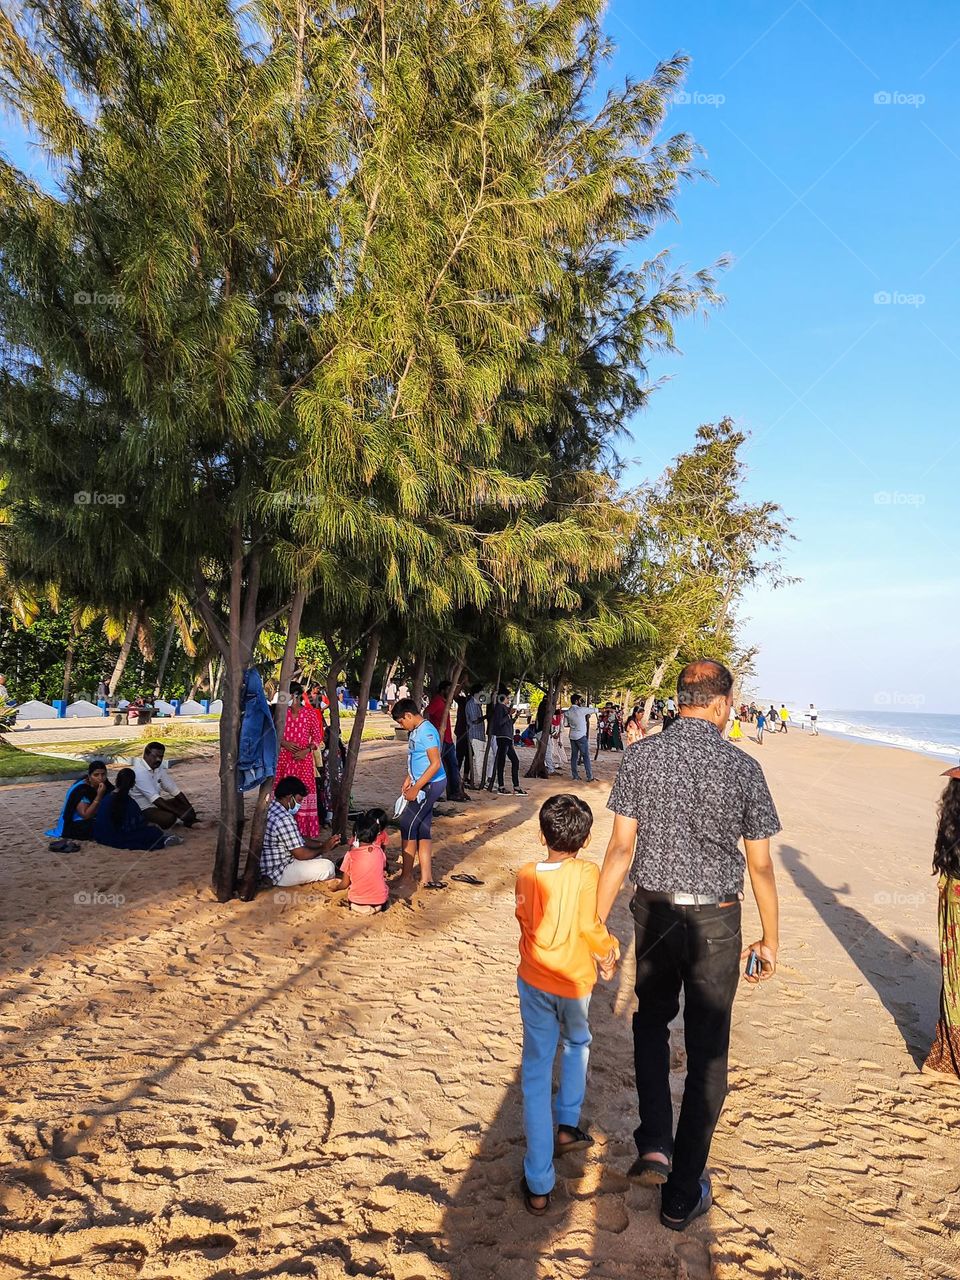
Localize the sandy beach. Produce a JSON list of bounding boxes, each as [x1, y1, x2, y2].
[[1, 725, 958, 1280]]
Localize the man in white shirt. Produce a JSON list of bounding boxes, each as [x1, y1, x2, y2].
[[807, 703, 819, 735], [563, 695, 599, 782], [385, 678, 398, 711], [131, 742, 200, 829]]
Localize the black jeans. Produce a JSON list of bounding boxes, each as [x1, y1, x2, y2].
[[493, 737, 520, 789], [631, 894, 742, 1205]]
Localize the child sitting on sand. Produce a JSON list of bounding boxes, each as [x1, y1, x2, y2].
[[338, 808, 390, 914], [514, 794, 620, 1215]]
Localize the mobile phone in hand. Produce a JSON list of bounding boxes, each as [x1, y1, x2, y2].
[[745, 950, 762, 978]]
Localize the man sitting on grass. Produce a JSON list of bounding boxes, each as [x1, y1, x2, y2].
[[260, 777, 338, 888]]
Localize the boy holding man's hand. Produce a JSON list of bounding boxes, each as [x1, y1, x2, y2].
[[514, 794, 620, 1215]]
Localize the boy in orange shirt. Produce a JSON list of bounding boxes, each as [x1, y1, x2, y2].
[[515, 794, 620, 1214]]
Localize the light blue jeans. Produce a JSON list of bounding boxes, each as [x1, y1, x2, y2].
[[570, 735, 593, 781], [518, 976, 593, 1195]]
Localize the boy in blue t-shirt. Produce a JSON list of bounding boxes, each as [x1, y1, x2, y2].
[[756, 709, 766, 743], [391, 697, 448, 889]]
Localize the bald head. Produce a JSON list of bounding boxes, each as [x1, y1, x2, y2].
[[677, 660, 734, 712]]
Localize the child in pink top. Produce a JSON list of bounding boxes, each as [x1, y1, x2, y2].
[[338, 808, 390, 914]]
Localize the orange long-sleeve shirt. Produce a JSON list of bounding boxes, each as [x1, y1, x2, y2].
[[515, 857, 620, 999]]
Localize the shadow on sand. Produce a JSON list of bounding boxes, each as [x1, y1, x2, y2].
[[779, 844, 939, 1067], [437, 904, 719, 1280]]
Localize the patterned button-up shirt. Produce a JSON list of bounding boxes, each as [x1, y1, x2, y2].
[[607, 717, 781, 895], [260, 799, 304, 885]]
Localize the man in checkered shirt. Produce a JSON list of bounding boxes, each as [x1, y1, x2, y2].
[[261, 777, 337, 887]]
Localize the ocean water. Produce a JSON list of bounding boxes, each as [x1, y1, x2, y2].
[[815, 709, 960, 763]]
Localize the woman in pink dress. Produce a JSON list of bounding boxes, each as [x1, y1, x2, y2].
[[275, 682, 323, 839]]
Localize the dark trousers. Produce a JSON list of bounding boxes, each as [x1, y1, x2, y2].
[[455, 733, 471, 784], [141, 792, 198, 829], [493, 737, 520, 789], [631, 895, 742, 1205], [441, 741, 463, 799]]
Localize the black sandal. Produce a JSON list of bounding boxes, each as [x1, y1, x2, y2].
[[554, 1124, 593, 1156], [627, 1151, 673, 1186], [450, 873, 484, 885], [424, 880, 447, 889], [520, 1176, 550, 1216]]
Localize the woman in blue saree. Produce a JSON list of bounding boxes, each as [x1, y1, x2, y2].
[[92, 767, 180, 850]]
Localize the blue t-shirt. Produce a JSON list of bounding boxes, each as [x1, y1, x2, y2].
[[756, 713, 766, 728], [408, 720, 446, 783]]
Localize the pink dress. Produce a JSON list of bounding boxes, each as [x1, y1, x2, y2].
[[275, 703, 322, 839]]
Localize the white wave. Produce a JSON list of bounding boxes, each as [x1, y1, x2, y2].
[[817, 717, 960, 761]]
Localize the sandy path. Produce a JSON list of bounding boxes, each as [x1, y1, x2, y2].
[[1, 729, 958, 1279]]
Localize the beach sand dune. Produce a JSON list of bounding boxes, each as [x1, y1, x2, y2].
[[1, 731, 958, 1278]]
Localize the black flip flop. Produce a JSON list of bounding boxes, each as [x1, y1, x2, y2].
[[554, 1124, 593, 1156], [627, 1153, 672, 1185], [424, 880, 447, 890], [520, 1176, 551, 1216], [450, 873, 484, 886]]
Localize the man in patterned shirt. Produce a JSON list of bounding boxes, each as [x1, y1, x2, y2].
[[597, 659, 781, 1233], [261, 778, 337, 887]]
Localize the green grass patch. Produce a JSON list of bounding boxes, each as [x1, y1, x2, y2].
[[14, 733, 220, 762], [0, 740, 85, 779]]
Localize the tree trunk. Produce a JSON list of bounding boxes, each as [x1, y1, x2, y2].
[[325, 659, 343, 826], [620, 687, 633, 715], [61, 634, 76, 703], [108, 611, 140, 698], [238, 588, 307, 901], [153, 622, 176, 698], [526, 672, 560, 778], [642, 647, 680, 727], [411, 651, 427, 707], [210, 528, 262, 902], [212, 656, 225, 700], [332, 628, 381, 839]]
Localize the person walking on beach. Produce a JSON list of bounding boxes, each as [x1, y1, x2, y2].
[[755, 707, 766, 744], [778, 704, 789, 734], [564, 695, 599, 782], [807, 703, 819, 735], [515, 794, 619, 1214], [922, 765, 960, 1083], [597, 659, 781, 1232]]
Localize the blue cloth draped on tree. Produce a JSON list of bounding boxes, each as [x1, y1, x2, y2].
[[237, 667, 279, 792]]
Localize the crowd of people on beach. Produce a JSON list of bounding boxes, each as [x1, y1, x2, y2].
[[42, 657, 959, 1229]]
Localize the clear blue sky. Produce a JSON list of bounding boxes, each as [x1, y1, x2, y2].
[[606, 0, 960, 713]]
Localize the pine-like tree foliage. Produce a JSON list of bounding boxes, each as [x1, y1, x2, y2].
[[0, 0, 714, 893]]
